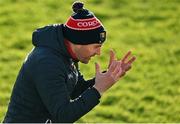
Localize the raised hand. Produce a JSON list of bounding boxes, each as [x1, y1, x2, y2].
[[94, 50, 136, 95]]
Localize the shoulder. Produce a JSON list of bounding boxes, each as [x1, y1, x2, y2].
[[25, 47, 67, 72]]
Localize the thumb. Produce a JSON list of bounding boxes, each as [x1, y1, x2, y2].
[[95, 62, 101, 74]]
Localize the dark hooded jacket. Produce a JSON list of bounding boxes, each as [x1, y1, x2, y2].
[[3, 24, 101, 123]]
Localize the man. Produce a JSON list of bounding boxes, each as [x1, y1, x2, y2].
[[3, 1, 136, 123]]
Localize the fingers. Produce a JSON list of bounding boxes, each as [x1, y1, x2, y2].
[[126, 65, 132, 71], [108, 49, 116, 68], [108, 60, 118, 72], [95, 62, 101, 74], [121, 51, 131, 63], [113, 62, 132, 80], [112, 62, 121, 75], [127, 56, 136, 65], [115, 67, 125, 79], [108, 50, 136, 70], [121, 51, 136, 68], [123, 63, 132, 71], [107, 50, 136, 80]]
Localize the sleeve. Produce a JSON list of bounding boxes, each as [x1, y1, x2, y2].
[[33, 57, 101, 123], [70, 70, 96, 99]]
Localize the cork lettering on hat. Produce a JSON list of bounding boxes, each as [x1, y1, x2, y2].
[[77, 20, 99, 27], [65, 17, 102, 30]]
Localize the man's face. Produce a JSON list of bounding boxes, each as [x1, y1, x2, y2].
[[74, 43, 102, 64]]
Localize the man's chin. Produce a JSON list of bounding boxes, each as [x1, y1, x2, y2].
[[80, 58, 90, 64]]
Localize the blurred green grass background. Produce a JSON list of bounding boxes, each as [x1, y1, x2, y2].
[[0, 0, 180, 122]]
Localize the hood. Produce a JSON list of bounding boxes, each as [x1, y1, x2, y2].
[[32, 24, 70, 58]]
